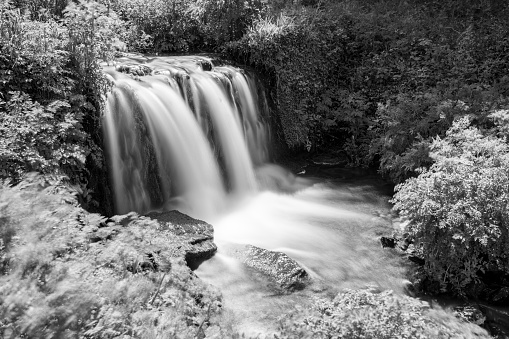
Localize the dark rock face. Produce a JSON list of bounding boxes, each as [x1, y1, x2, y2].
[[380, 236, 396, 248], [232, 245, 310, 291]]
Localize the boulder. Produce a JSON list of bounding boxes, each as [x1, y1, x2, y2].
[[231, 244, 310, 291], [380, 236, 396, 248], [84, 210, 217, 270], [146, 211, 217, 270]]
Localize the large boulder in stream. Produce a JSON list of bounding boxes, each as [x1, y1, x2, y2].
[[230, 244, 310, 291]]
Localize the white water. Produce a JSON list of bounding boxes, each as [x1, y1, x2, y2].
[[197, 167, 407, 335], [103, 56, 407, 335], [104, 56, 269, 218]]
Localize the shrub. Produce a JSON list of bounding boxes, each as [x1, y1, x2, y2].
[[226, 8, 350, 150], [0, 177, 237, 338], [0, 1, 124, 211], [112, 0, 264, 53], [392, 117, 509, 295], [275, 288, 490, 338], [0, 92, 89, 182]]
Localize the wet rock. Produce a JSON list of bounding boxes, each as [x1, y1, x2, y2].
[[453, 304, 486, 325], [380, 236, 396, 248], [199, 60, 213, 71], [146, 211, 217, 269], [397, 236, 412, 251], [407, 254, 425, 266], [380, 234, 425, 266], [115, 64, 152, 76], [87, 211, 217, 271], [232, 245, 310, 291]]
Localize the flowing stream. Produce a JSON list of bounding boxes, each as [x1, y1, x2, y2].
[[197, 168, 407, 335], [103, 56, 414, 335]]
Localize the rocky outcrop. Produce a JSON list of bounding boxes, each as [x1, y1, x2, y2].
[[230, 244, 310, 292], [86, 210, 217, 270], [146, 211, 217, 269]]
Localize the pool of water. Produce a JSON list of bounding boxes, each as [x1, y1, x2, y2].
[[196, 165, 408, 335]]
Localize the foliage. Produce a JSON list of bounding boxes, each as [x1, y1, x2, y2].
[[7, 0, 70, 19], [112, 0, 264, 53], [226, 9, 349, 150], [0, 2, 71, 102], [369, 95, 471, 183], [225, 0, 509, 176], [0, 176, 241, 338], [392, 118, 509, 295], [64, 0, 125, 84], [0, 92, 88, 182], [275, 288, 490, 338], [0, 0, 125, 211]]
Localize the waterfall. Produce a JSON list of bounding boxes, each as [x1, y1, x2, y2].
[[103, 56, 271, 219]]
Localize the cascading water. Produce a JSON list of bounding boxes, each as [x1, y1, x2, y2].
[[103, 56, 270, 218], [103, 56, 486, 336]]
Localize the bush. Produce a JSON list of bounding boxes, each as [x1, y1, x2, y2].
[[0, 4, 88, 183], [275, 288, 490, 338], [0, 1, 124, 211], [0, 176, 239, 338], [226, 8, 351, 150], [112, 0, 264, 53], [0, 92, 89, 181], [392, 117, 509, 295]]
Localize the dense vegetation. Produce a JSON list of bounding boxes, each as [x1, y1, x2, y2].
[[276, 288, 490, 338], [0, 176, 231, 338], [1, 0, 509, 334], [0, 0, 123, 212], [393, 117, 509, 297], [226, 0, 509, 178]]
